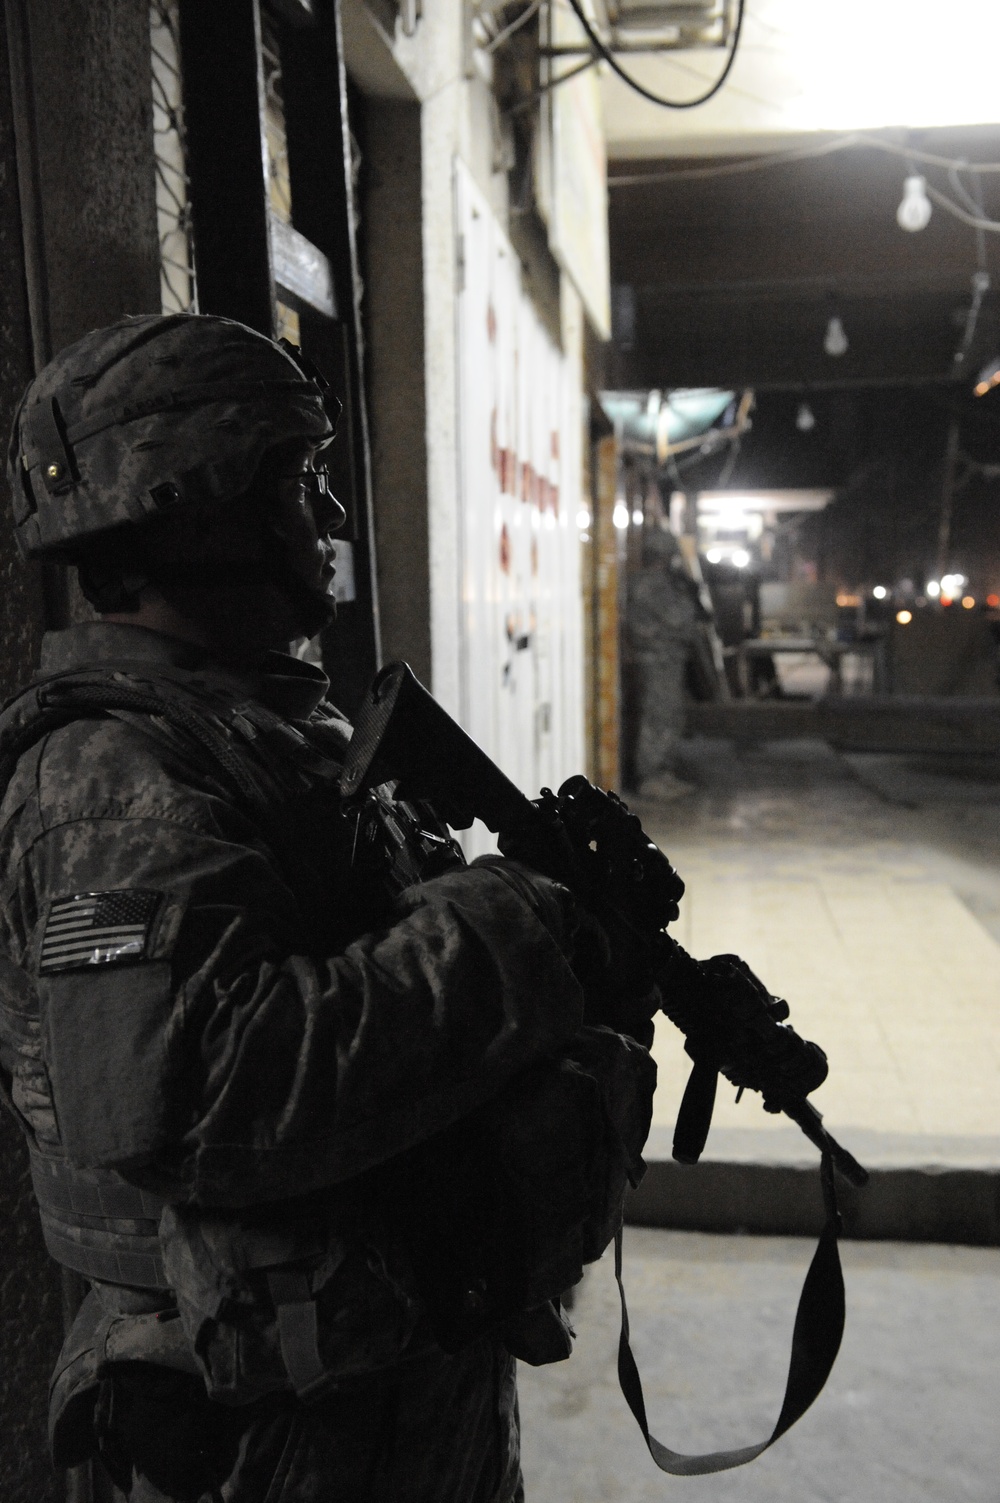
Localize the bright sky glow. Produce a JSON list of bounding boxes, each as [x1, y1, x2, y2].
[[600, 0, 1000, 153], [775, 1, 1000, 132]]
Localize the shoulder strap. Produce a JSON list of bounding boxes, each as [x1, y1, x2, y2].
[[0, 666, 341, 815], [615, 1151, 845, 1475]]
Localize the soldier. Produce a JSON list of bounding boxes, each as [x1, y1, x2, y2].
[[0, 314, 653, 1502]]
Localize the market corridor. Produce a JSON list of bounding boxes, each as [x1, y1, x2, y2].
[[644, 736, 1000, 1158], [518, 1227, 1000, 1502], [519, 735, 1000, 1500]]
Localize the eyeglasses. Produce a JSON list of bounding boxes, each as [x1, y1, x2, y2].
[[279, 467, 347, 532]]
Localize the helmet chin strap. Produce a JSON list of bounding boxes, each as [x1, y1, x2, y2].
[[147, 554, 337, 642], [270, 565, 338, 639]]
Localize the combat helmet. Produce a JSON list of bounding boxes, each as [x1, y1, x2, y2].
[[7, 313, 338, 561]]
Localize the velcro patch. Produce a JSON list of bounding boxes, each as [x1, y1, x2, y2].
[[39, 890, 162, 975]]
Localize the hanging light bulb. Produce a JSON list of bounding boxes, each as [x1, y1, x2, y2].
[[796, 402, 816, 431], [897, 175, 932, 233], [824, 316, 848, 358]]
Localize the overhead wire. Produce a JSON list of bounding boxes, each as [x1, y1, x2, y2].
[[924, 182, 1000, 233], [482, 0, 543, 54], [562, 0, 746, 111], [609, 132, 1000, 189], [508, 54, 598, 114]]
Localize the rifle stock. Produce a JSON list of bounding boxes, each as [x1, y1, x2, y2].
[[341, 662, 533, 835]]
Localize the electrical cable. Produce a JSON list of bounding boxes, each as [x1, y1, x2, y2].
[[948, 166, 985, 227], [865, 135, 1000, 173], [508, 53, 598, 114], [563, 0, 746, 111], [483, 0, 543, 54], [951, 270, 989, 370], [609, 134, 864, 186], [924, 182, 1000, 234], [944, 167, 991, 371], [609, 132, 1000, 189]]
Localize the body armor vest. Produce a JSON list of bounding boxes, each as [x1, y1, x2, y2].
[[29, 1148, 169, 1289], [0, 659, 653, 1412], [0, 661, 352, 1294]]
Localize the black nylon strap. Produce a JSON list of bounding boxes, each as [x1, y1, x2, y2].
[[615, 1152, 845, 1476], [36, 680, 269, 807], [267, 1270, 329, 1398], [26, 397, 76, 493]]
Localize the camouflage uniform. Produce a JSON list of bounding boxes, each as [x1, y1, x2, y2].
[[0, 620, 588, 1501]]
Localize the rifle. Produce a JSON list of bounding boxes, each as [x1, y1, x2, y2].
[[341, 661, 871, 1476], [341, 661, 867, 1188]]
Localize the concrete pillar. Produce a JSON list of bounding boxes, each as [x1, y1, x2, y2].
[[9, 0, 160, 357], [360, 97, 431, 684], [0, 10, 61, 1494], [410, 11, 465, 712], [0, 25, 60, 1494], [1, 4, 161, 1494]]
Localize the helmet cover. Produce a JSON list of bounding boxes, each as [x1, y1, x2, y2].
[[7, 313, 338, 560]]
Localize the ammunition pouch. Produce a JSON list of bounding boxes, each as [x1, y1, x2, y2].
[[158, 1203, 424, 1406], [48, 1289, 200, 1469], [373, 1024, 656, 1356]]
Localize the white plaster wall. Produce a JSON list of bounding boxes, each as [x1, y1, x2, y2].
[[348, 5, 588, 785], [386, 4, 507, 718], [454, 160, 586, 854]]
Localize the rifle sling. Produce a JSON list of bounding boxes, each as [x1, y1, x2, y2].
[[614, 1150, 845, 1476]]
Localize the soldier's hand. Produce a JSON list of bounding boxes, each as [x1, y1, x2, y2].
[[470, 855, 584, 955]]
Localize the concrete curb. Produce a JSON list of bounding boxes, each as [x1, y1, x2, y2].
[[626, 1158, 1000, 1246], [685, 695, 1000, 754]]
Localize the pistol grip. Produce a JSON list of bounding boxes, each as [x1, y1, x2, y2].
[[672, 1058, 718, 1165]]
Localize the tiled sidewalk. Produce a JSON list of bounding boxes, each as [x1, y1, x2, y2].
[[635, 740, 1000, 1163]]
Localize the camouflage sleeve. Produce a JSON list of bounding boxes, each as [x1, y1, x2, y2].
[[21, 764, 584, 1207]]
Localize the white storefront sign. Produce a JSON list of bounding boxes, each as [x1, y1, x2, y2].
[[453, 159, 585, 854]]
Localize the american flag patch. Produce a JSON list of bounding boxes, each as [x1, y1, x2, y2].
[[39, 890, 161, 975]]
